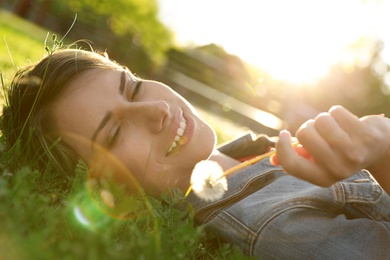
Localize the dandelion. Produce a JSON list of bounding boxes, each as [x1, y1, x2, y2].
[[189, 160, 227, 202], [187, 142, 305, 202]]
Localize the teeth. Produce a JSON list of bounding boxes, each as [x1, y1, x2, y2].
[[177, 128, 184, 136], [168, 117, 187, 154]]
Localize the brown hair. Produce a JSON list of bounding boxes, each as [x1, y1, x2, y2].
[[1, 48, 122, 175]]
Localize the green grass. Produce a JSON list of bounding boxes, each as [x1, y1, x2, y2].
[[0, 10, 250, 259], [0, 9, 52, 75]]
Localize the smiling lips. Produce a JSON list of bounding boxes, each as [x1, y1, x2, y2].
[[167, 116, 187, 154]]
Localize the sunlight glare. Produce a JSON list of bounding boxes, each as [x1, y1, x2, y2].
[[253, 109, 284, 130], [159, 0, 384, 85], [221, 0, 375, 85]]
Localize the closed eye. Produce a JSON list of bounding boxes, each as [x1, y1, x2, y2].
[[107, 125, 121, 149], [131, 80, 143, 101]]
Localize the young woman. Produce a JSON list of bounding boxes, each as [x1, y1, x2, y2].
[[2, 48, 389, 258]]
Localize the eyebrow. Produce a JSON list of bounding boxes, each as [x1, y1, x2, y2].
[[119, 70, 126, 94], [91, 71, 125, 148]]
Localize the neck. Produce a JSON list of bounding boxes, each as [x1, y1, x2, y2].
[[209, 149, 240, 172]]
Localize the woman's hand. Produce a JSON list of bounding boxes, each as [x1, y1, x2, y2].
[[274, 105, 390, 194]]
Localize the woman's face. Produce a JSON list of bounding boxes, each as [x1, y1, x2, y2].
[[53, 68, 216, 194]]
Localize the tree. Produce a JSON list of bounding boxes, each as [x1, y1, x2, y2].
[[64, 0, 173, 66], [8, 0, 173, 74]]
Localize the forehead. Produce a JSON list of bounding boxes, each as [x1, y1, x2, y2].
[[64, 68, 122, 93]]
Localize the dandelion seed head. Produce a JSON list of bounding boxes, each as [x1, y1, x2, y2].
[[190, 160, 228, 202]]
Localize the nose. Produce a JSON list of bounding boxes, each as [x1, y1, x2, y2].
[[120, 100, 170, 133]]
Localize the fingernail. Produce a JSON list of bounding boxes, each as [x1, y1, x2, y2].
[[329, 105, 342, 112], [279, 129, 289, 135], [279, 130, 286, 138], [279, 129, 291, 142]]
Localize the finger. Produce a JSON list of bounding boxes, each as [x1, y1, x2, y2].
[[276, 131, 337, 186], [275, 130, 297, 166], [297, 119, 361, 182], [295, 119, 335, 166], [270, 144, 311, 166], [285, 159, 340, 187], [275, 131, 312, 162], [313, 112, 351, 147], [294, 144, 312, 159], [329, 105, 361, 134]]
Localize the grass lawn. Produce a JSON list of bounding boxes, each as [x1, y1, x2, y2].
[[0, 9, 249, 259], [0, 9, 53, 75]]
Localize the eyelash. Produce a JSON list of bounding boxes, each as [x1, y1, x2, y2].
[[130, 80, 143, 101], [108, 124, 121, 149], [109, 79, 142, 148], [109, 80, 142, 148]]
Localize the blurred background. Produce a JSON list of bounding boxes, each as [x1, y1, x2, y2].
[[2, 0, 390, 141], [1, 2, 390, 257]]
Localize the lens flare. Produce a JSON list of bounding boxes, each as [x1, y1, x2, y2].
[[63, 132, 148, 221], [74, 206, 91, 226]]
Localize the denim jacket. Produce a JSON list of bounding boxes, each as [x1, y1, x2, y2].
[[187, 136, 390, 259]]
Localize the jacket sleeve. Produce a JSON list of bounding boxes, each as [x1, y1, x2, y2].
[[217, 131, 277, 161]]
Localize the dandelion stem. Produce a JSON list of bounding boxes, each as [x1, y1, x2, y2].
[[184, 184, 192, 197], [223, 142, 301, 177], [186, 142, 299, 198], [223, 149, 276, 177], [185, 150, 275, 198]]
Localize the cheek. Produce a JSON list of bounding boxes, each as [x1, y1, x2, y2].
[[115, 140, 169, 190], [88, 150, 144, 194], [118, 148, 150, 180], [196, 119, 217, 157]]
